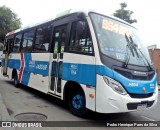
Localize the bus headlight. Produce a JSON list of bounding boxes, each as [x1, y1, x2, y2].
[[103, 76, 127, 95]]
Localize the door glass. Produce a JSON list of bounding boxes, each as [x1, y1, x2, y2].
[[54, 41, 58, 54], [51, 25, 67, 94]]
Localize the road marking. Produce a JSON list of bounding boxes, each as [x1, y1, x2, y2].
[[141, 116, 156, 121]]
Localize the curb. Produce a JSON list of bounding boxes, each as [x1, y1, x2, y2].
[[0, 93, 15, 130]]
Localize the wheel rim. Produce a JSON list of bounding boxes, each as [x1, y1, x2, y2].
[[72, 94, 84, 110]]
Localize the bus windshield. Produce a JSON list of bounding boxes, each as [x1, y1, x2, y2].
[[90, 12, 152, 66]]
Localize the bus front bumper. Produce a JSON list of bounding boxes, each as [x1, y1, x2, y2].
[[95, 75, 158, 113]]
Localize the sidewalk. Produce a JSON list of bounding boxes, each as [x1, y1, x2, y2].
[[0, 70, 11, 121], [0, 93, 11, 121], [0, 89, 15, 130]]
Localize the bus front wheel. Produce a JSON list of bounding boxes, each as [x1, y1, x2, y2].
[[69, 90, 88, 117]]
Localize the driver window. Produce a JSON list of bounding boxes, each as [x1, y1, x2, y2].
[[68, 21, 93, 54]]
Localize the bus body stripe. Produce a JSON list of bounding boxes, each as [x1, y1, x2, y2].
[[18, 53, 24, 83], [4, 56, 157, 94], [62, 63, 96, 86], [21, 53, 32, 86]]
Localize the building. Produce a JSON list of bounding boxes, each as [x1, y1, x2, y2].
[[148, 45, 160, 85]]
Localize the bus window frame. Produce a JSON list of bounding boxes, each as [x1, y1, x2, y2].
[[51, 24, 68, 55], [21, 28, 36, 53], [5, 35, 15, 54], [33, 23, 52, 53], [13, 33, 23, 53], [66, 20, 95, 56]]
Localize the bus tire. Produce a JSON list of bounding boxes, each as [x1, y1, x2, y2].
[[13, 72, 19, 87], [69, 89, 88, 117]]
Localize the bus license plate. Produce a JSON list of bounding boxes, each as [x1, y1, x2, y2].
[[137, 104, 147, 111]]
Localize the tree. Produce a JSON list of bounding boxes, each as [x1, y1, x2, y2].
[[0, 6, 21, 43], [113, 2, 137, 24]]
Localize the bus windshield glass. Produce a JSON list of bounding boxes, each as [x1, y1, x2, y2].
[[90, 12, 152, 66]]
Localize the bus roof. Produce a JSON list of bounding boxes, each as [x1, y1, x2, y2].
[[6, 9, 133, 37]]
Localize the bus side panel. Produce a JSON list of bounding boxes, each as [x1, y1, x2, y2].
[[7, 53, 21, 80], [7, 53, 50, 93], [25, 53, 50, 93], [62, 53, 96, 111]]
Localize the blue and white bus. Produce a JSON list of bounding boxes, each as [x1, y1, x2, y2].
[[1, 9, 158, 116]]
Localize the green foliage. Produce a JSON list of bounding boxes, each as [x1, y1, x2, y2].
[[0, 5, 21, 42], [113, 2, 137, 24]]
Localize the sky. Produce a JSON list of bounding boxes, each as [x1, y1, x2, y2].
[[0, 0, 160, 46]]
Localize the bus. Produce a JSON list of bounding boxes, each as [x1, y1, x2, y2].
[[1, 9, 158, 116]]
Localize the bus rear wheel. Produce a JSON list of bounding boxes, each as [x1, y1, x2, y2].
[[69, 90, 88, 117]]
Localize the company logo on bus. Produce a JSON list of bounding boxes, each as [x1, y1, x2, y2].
[[128, 83, 138, 87], [143, 87, 146, 93], [150, 83, 155, 89], [70, 64, 78, 75], [133, 71, 147, 76]]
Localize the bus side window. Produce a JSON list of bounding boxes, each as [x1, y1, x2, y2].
[[21, 29, 35, 52], [68, 21, 93, 54], [5, 38, 14, 53], [13, 33, 22, 53], [60, 28, 66, 53], [0, 43, 3, 51], [34, 25, 51, 52]]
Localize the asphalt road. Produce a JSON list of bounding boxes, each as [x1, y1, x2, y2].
[[0, 72, 160, 130]]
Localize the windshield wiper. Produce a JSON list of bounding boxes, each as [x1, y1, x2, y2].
[[123, 34, 153, 70], [129, 36, 153, 71], [123, 34, 138, 68]]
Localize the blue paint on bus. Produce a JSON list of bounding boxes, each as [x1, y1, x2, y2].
[[3, 56, 157, 94]]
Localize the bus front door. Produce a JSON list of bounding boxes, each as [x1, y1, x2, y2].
[[3, 52, 9, 75], [3, 39, 12, 75], [51, 25, 67, 96]]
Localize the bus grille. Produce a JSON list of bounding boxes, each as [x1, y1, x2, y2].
[[114, 68, 155, 81], [127, 101, 154, 110], [129, 93, 153, 98]]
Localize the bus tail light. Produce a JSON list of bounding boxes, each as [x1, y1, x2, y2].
[[103, 76, 127, 95]]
